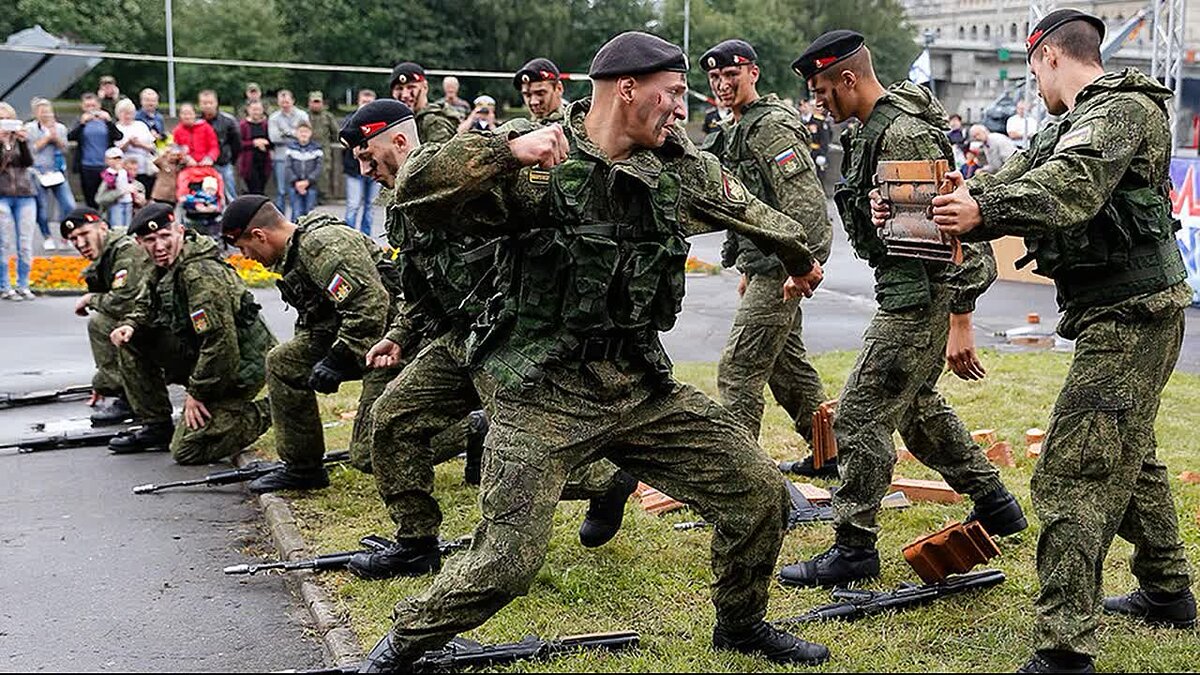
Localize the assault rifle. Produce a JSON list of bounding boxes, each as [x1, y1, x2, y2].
[[132, 451, 351, 494], [774, 568, 1006, 626], [291, 630, 640, 673], [0, 384, 92, 410], [0, 424, 133, 453], [223, 534, 472, 576], [674, 480, 833, 531]]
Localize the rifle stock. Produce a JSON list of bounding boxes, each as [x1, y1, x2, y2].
[[133, 450, 352, 494], [0, 385, 92, 410], [224, 535, 472, 576], [0, 425, 133, 453]]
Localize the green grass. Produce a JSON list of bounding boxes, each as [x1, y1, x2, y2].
[[257, 350, 1200, 672]]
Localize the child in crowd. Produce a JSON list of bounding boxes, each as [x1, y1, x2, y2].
[[285, 122, 322, 218], [960, 142, 982, 180], [123, 156, 147, 214], [97, 147, 133, 226], [151, 144, 187, 205], [183, 175, 221, 215]]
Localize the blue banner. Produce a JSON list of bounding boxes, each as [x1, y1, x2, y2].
[[1170, 156, 1200, 305]]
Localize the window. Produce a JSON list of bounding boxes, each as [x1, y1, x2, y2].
[[984, 25, 991, 40], [971, 25, 978, 40], [1011, 23, 1018, 40], [959, 26, 966, 39]]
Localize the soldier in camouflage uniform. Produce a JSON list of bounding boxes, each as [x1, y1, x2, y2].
[[389, 62, 461, 143], [338, 100, 635, 580], [306, 91, 341, 203], [107, 203, 276, 464], [357, 33, 831, 671], [699, 39, 833, 472], [777, 31, 1026, 589], [60, 207, 153, 425], [926, 12, 1196, 672], [218, 195, 402, 492], [514, 58, 567, 123]]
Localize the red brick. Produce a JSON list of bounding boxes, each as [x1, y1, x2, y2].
[[889, 477, 963, 504]]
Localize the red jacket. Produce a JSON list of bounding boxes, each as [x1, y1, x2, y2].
[[172, 120, 219, 164]]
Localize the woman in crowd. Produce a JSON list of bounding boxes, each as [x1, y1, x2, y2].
[[68, 93, 121, 209], [238, 101, 272, 196], [113, 98, 157, 195], [0, 102, 37, 301], [23, 98, 75, 251]]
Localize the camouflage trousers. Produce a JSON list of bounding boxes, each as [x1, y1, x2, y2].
[[717, 268, 826, 441], [1033, 291, 1193, 656], [370, 325, 623, 540], [265, 329, 401, 473], [385, 359, 790, 660], [832, 285, 1003, 548], [118, 327, 270, 465], [88, 311, 124, 397]]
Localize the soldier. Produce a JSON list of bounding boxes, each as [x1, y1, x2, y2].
[[699, 39, 834, 476], [219, 195, 401, 492], [923, 11, 1196, 672], [338, 100, 635, 579], [356, 32, 830, 671], [513, 58, 566, 123], [799, 99, 833, 187], [107, 203, 275, 464], [776, 31, 1026, 589], [61, 207, 153, 425], [306, 91, 340, 202], [389, 62, 461, 143]]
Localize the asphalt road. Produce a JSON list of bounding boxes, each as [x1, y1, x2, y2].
[[1, 203, 1196, 672]]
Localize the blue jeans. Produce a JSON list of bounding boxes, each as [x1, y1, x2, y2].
[[344, 175, 381, 235], [290, 186, 318, 218], [273, 158, 289, 216], [0, 195, 36, 291], [216, 162, 238, 204], [34, 179, 76, 239], [108, 202, 132, 228]]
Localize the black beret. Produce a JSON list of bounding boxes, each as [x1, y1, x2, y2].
[[589, 31, 688, 79], [60, 206, 104, 238], [339, 99, 415, 149], [129, 203, 176, 237], [792, 30, 865, 80], [1026, 9, 1106, 60], [221, 195, 273, 241], [389, 62, 426, 88], [701, 39, 757, 72], [513, 58, 561, 91]]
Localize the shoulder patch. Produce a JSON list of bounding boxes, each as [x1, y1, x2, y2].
[[190, 308, 209, 333], [112, 269, 129, 289], [327, 272, 353, 303], [721, 170, 748, 204], [1054, 125, 1093, 152], [772, 146, 802, 177]]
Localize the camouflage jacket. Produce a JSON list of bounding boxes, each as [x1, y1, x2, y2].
[[416, 101, 463, 144], [702, 93, 831, 276], [307, 109, 341, 150], [123, 232, 276, 400], [272, 212, 393, 362], [83, 228, 153, 320]]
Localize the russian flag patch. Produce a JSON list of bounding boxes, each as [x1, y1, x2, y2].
[[327, 272, 352, 303], [774, 148, 798, 166], [774, 147, 802, 177], [190, 308, 209, 333]]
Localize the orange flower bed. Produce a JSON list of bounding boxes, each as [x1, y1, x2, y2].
[[684, 255, 722, 275], [8, 254, 279, 291]]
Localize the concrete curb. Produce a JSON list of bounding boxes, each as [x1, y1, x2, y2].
[[234, 452, 363, 668]]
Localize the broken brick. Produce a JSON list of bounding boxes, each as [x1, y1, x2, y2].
[[889, 478, 963, 504], [1027, 442, 1042, 459], [902, 520, 1001, 584], [1179, 471, 1200, 485], [971, 429, 998, 446], [985, 441, 1015, 468], [338, 410, 358, 420], [634, 482, 686, 516], [881, 491, 911, 510], [792, 481, 832, 504], [896, 446, 916, 462], [1025, 427, 1045, 445], [810, 400, 839, 470]]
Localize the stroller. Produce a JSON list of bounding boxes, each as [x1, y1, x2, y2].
[[176, 166, 225, 238]]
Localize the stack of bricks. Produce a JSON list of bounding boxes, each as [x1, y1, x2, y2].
[[1026, 428, 1045, 458], [634, 483, 685, 516], [902, 520, 1001, 583], [810, 400, 839, 470]]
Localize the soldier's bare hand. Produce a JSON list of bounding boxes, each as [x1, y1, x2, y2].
[[87, 391, 103, 407], [946, 312, 986, 381], [869, 188, 892, 228], [783, 260, 823, 300], [931, 182, 982, 236], [508, 124, 568, 169], [183, 394, 212, 430], [365, 338, 401, 369], [110, 325, 134, 347], [738, 273, 748, 297], [74, 293, 92, 317]]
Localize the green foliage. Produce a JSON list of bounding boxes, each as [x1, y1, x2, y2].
[[273, 350, 1200, 672]]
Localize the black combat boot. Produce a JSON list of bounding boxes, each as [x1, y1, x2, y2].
[[357, 632, 416, 673], [778, 455, 839, 479], [108, 422, 173, 454], [347, 536, 441, 580], [90, 397, 134, 426], [246, 465, 330, 494], [712, 620, 830, 666], [1103, 588, 1197, 628], [578, 470, 639, 548], [463, 410, 488, 486], [966, 487, 1029, 537], [1017, 650, 1095, 673], [778, 544, 880, 588]]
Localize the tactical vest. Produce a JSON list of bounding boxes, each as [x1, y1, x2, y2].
[[471, 154, 690, 388], [834, 100, 954, 311], [1015, 115, 1186, 309], [84, 233, 132, 293]]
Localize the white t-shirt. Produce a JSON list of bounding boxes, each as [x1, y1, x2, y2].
[[1006, 114, 1038, 148], [116, 120, 156, 174]]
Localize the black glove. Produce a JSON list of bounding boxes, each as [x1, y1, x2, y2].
[[308, 352, 353, 394]]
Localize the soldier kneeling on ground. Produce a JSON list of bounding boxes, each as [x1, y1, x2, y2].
[[107, 203, 276, 463]]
